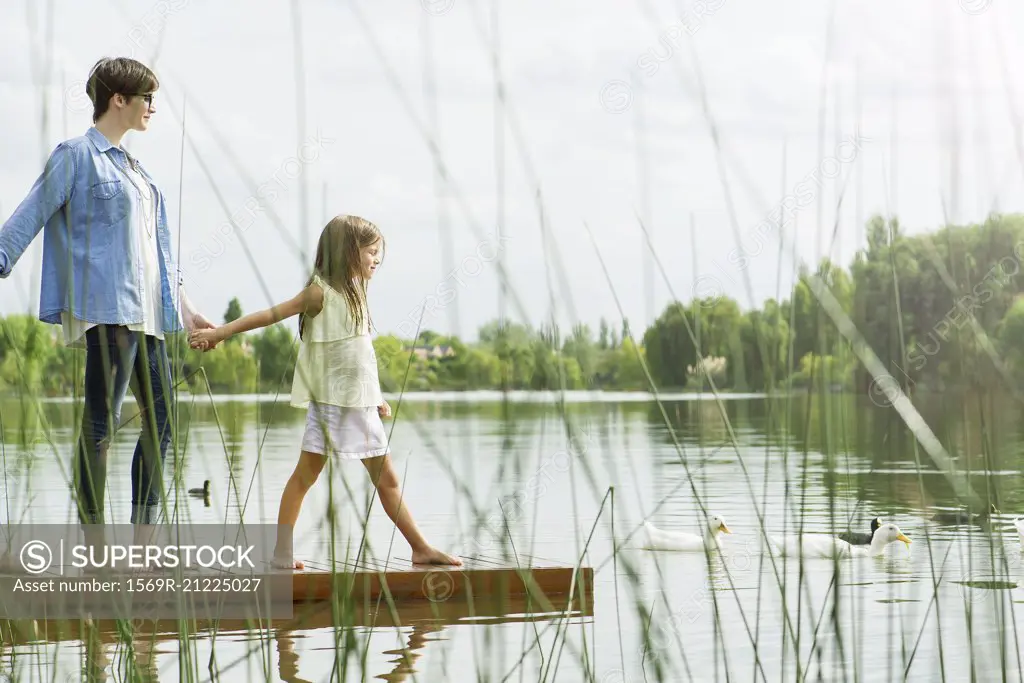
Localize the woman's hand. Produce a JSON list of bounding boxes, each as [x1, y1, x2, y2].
[[187, 313, 220, 352], [190, 326, 224, 351], [378, 400, 392, 419]]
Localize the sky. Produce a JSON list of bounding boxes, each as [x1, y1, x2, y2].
[[1, 0, 1022, 342]]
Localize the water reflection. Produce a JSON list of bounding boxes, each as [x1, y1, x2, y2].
[[0, 589, 588, 681], [373, 623, 446, 682], [276, 629, 315, 683], [10, 388, 1017, 522], [637, 391, 1024, 521]]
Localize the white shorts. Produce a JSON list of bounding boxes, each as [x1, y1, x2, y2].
[[301, 402, 391, 460]]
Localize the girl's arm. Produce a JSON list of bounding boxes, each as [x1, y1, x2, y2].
[[192, 284, 322, 346]]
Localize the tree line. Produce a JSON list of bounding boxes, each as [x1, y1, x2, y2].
[[3, 212, 1024, 397]]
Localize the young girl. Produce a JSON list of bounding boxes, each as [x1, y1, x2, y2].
[[189, 215, 461, 569]]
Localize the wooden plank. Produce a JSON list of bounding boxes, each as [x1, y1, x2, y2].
[[290, 563, 593, 607], [0, 559, 593, 621]]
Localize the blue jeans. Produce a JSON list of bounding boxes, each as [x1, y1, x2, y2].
[[75, 325, 173, 525]]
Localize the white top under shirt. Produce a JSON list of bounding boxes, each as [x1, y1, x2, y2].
[[290, 274, 383, 409], [60, 161, 165, 346]]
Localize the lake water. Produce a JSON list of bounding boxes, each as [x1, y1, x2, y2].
[[1, 390, 1023, 682]]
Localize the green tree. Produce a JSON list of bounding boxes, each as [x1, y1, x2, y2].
[[643, 302, 697, 389], [224, 298, 243, 325], [0, 315, 55, 395], [996, 297, 1024, 379], [428, 335, 466, 387], [417, 330, 443, 346], [251, 325, 298, 389], [737, 304, 791, 391], [444, 344, 501, 389], [789, 258, 852, 365], [563, 323, 598, 386], [787, 352, 853, 389], [691, 297, 743, 387], [479, 319, 536, 389], [529, 335, 583, 390], [851, 212, 1024, 391], [196, 342, 257, 392], [598, 318, 610, 350], [600, 336, 648, 390], [373, 335, 408, 390]]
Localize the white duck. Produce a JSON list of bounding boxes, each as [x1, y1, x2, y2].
[[642, 514, 732, 552], [769, 522, 912, 559]]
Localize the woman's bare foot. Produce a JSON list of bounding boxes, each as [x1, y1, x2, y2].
[[411, 547, 463, 566], [127, 565, 164, 577]]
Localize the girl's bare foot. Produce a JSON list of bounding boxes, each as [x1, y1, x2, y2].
[[270, 556, 304, 570], [411, 547, 463, 566]]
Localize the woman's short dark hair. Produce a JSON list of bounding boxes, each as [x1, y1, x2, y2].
[[86, 57, 159, 123]]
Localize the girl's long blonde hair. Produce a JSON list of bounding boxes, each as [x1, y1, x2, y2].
[[299, 215, 384, 339]]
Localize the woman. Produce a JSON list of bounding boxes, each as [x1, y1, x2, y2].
[[0, 57, 216, 528]]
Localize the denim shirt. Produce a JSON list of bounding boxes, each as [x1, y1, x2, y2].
[[0, 127, 183, 333]]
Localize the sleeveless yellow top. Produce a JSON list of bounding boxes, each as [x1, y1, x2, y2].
[[290, 275, 383, 408]]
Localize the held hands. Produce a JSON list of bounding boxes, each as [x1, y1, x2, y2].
[[189, 326, 223, 351], [186, 312, 220, 352], [378, 400, 392, 419], [188, 312, 222, 352]]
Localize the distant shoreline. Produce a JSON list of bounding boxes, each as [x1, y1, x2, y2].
[[16, 389, 781, 405]]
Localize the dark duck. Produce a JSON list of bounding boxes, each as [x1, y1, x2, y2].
[[188, 480, 210, 500], [837, 517, 881, 546]]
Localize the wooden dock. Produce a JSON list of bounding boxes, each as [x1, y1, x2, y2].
[[292, 554, 592, 609], [0, 554, 593, 642]]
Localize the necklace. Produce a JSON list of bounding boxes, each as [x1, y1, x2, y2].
[[114, 150, 155, 237]]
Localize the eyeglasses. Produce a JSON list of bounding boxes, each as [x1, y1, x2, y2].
[[127, 92, 155, 110]]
